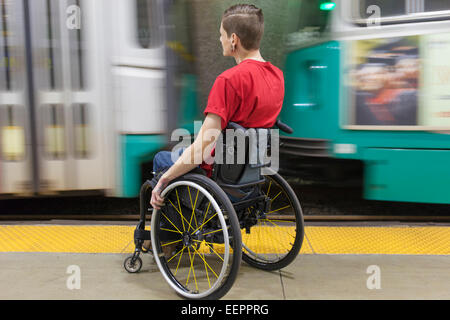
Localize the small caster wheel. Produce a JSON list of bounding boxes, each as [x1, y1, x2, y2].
[[124, 256, 142, 273]]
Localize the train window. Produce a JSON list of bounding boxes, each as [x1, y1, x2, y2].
[[34, 0, 64, 91], [0, 105, 26, 161], [424, 0, 450, 12], [357, 0, 405, 18], [72, 103, 91, 159], [0, 0, 11, 91], [166, 0, 195, 73], [41, 104, 66, 159], [136, 0, 163, 49], [353, 0, 450, 24], [285, 0, 331, 49], [0, 0, 23, 91], [67, 0, 85, 91]]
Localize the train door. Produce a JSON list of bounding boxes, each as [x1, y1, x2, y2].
[[0, 0, 114, 196], [30, 0, 114, 194], [0, 0, 31, 195]]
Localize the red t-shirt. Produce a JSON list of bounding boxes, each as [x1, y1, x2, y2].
[[201, 59, 285, 176]]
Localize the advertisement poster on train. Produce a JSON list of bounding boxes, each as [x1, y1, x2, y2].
[[349, 36, 420, 126], [419, 32, 450, 127]]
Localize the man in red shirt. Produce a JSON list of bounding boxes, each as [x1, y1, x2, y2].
[[150, 4, 284, 209]]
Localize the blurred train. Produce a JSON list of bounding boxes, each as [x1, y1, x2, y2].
[[0, 0, 193, 198], [279, 0, 450, 204], [1, 0, 450, 205]]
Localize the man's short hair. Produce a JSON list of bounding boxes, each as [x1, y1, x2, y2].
[[222, 4, 264, 51]]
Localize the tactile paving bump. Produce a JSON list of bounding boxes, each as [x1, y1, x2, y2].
[[0, 225, 448, 255], [305, 226, 450, 255], [0, 225, 138, 253]]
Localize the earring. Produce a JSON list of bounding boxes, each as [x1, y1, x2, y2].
[[231, 44, 236, 52]]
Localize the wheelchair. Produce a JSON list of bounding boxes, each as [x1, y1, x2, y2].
[[123, 120, 304, 300]]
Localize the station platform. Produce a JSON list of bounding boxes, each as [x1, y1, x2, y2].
[[0, 221, 449, 300]]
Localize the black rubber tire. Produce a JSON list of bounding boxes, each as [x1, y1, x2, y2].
[[124, 256, 143, 273], [152, 173, 242, 300], [242, 172, 304, 271]]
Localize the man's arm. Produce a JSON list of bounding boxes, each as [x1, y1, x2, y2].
[[150, 113, 222, 209]]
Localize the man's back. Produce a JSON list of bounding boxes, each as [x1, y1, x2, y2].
[[204, 59, 285, 130]]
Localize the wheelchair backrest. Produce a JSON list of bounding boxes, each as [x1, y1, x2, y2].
[[212, 124, 271, 188]]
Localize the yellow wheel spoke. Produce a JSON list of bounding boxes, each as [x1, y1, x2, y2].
[[191, 249, 198, 291], [160, 228, 180, 234], [201, 202, 211, 227], [270, 191, 282, 203], [203, 251, 211, 288], [168, 245, 185, 264], [188, 187, 199, 230], [201, 228, 223, 236], [187, 187, 195, 229], [191, 212, 218, 235], [268, 205, 291, 214], [173, 247, 185, 275], [192, 245, 219, 279], [175, 189, 185, 232], [161, 239, 182, 247], [161, 212, 183, 234], [176, 188, 182, 212], [168, 198, 194, 232], [193, 190, 199, 228], [168, 199, 182, 215], [186, 247, 198, 291], [186, 247, 192, 286], [266, 180, 272, 198], [206, 243, 225, 262], [192, 240, 224, 262]]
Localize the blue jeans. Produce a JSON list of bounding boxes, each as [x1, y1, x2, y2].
[[153, 149, 184, 173]]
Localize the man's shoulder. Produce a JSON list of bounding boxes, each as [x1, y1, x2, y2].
[[218, 63, 248, 81], [219, 61, 283, 80]]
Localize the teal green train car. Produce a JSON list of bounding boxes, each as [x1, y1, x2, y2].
[[279, 0, 450, 204], [2, 0, 448, 205]]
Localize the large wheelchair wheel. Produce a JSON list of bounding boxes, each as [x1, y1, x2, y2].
[[241, 170, 304, 271], [151, 173, 242, 300]]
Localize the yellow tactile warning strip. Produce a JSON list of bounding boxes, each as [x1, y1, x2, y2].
[[0, 225, 139, 253], [306, 226, 450, 255], [241, 226, 313, 254], [0, 225, 449, 255]]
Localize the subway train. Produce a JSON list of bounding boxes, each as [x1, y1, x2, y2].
[[0, 0, 186, 198], [1, 0, 450, 205], [279, 0, 450, 204]]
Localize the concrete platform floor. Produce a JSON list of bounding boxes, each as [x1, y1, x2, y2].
[[0, 252, 448, 300]]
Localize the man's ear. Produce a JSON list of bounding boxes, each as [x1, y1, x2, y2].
[[231, 33, 239, 46]]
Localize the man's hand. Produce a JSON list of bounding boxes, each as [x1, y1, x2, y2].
[[150, 176, 170, 210]]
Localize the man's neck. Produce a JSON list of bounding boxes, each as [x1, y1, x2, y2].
[[234, 49, 265, 64]]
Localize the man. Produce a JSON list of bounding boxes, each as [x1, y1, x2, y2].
[[150, 4, 284, 210]]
